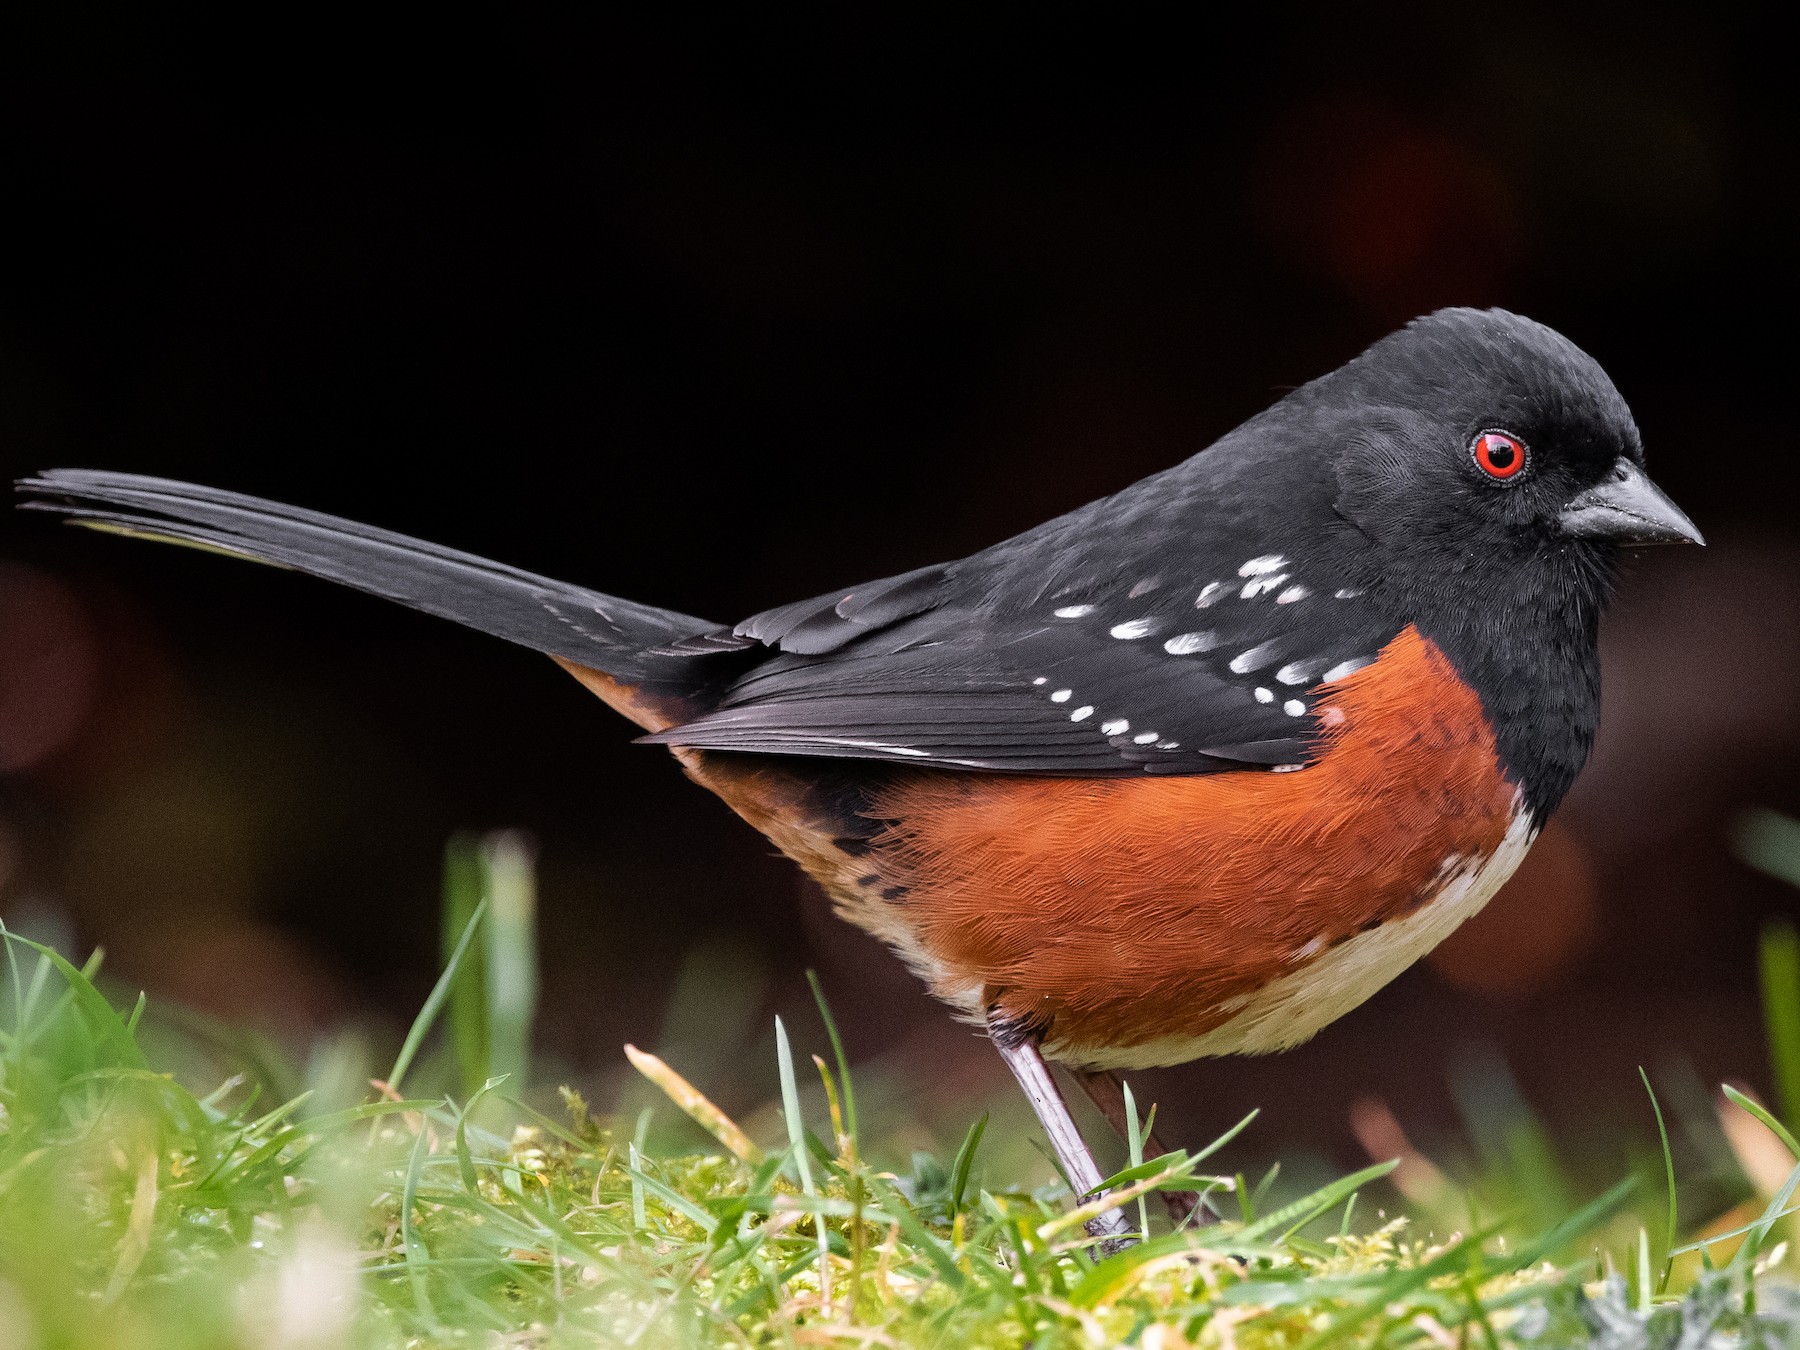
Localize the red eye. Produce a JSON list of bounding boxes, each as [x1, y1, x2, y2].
[[1472, 430, 1528, 481]]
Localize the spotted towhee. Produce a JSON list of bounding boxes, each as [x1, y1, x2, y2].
[[18, 308, 1701, 1241]]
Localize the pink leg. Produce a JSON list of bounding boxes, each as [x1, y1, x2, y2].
[[990, 1029, 1134, 1247]]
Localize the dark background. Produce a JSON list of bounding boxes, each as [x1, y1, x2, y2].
[[1, 8, 1795, 1168]]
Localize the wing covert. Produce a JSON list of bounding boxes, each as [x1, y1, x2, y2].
[[644, 554, 1401, 776]]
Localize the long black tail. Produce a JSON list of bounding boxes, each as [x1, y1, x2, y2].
[[16, 469, 721, 685]]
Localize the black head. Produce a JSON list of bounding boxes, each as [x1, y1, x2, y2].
[[1294, 308, 1700, 816], [1321, 308, 1698, 588]]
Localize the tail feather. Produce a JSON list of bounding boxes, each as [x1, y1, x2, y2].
[[16, 469, 721, 685]]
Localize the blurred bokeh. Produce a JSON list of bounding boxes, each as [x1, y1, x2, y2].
[[1, 10, 1794, 1171]]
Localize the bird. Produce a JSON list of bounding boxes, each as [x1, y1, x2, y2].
[[16, 307, 1701, 1243]]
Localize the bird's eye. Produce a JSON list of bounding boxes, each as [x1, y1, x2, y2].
[[1471, 430, 1528, 482]]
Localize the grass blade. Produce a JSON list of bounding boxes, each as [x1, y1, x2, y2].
[[454, 1075, 509, 1194], [1183, 1108, 1259, 1170], [480, 832, 537, 1094], [1235, 1161, 1399, 1246], [390, 897, 488, 1095], [0, 929, 145, 1070], [100, 1145, 159, 1305], [625, 1043, 763, 1164], [805, 970, 857, 1145], [628, 1141, 647, 1231], [401, 1124, 439, 1327], [440, 833, 489, 1098], [806, 969, 867, 1317], [1092, 1151, 1205, 1193], [1640, 1067, 1678, 1292], [2, 922, 26, 1031], [1070, 1228, 1221, 1308], [1504, 1176, 1639, 1270], [774, 1016, 830, 1305], [949, 1112, 988, 1220], [624, 1161, 720, 1234], [493, 1094, 591, 1150], [1040, 1161, 1206, 1241], [1729, 1157, 1800, 1275], [773, 1017, 813, 1196], [1724, 1083, 1800, 1159], [1672, 1202, 1800, 1256], [1759, 920, 1800, 1136], [1124, 1079, 1149, 1239]]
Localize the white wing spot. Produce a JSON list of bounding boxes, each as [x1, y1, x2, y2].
[[1195, 581, 1226, 608], [1334, 588, 1363, 600], [1229, 640, 1282, 674], [1254, 686, 1275, 704], [1240, 573, 1290, 599], [1128, 577, 1162, 597], [1157, 739, 1180, 749], [1321, 657, 1375, 683], [1284, 699, 1307, 717], [1050, 688, 1073, 703], [1109, 618, 1157, 640], [1100, 718, 1130, 735], [1276, 659, 1324, 686], [1271, 762, 1306, 773], [1163, 630, 1217, 655], [1238, 554, 1288, 577], [1133, 731, 1159, 744], [1276, 584, 1309, 604], [1032, 676, 1047, 685], [1070, 705, 1095, 722], [1053, 604, 1094, 618]]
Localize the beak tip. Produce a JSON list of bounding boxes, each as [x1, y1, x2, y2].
[[1559, 460, 1702, 548]]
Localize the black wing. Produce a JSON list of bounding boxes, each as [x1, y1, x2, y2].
[[646, 551, 1401, 775], [652, 562, 951, 657]]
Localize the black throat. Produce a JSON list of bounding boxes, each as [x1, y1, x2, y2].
[[1397, 543, 1616, 824]]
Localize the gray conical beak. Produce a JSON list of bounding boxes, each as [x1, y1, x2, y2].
[[1559, 459, 1704, 546]]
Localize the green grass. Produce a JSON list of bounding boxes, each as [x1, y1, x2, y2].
[[3, 818, 1800, 1348]]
